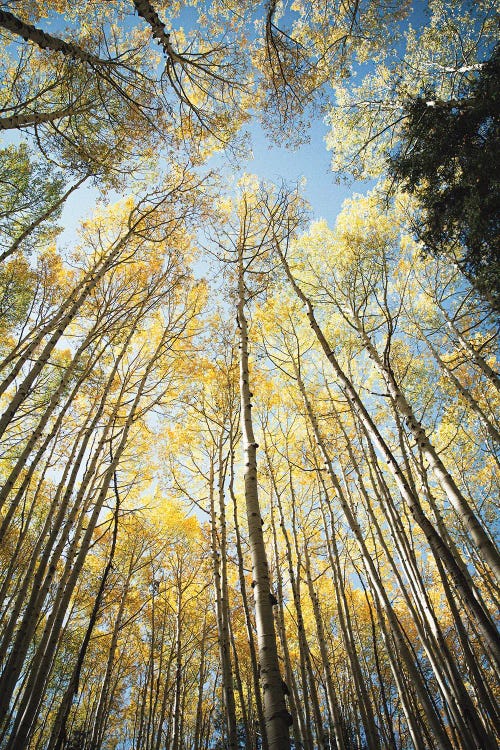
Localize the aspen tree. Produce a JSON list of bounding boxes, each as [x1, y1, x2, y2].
[[0, 280, 156, 515], [282, 346, 382, 750], [2, 311, 187, 749], [0, 250, 185, 704], [298, 371, 454, 750], [0, 359, 132, 725], [302, 538, 348, 750], [277, 245, 500, 668], [329, 394, 498, 748], [0, 180, 189, 416], [1, 2, 499, 745], [260, 317, 383, 749], [286, 475, 328, 749], [87, 550, 137, 750], [348, 300, 500, 584], [0, 144, 88, 263], [234, 191, 291, 749], [228, 432, 269, 750]]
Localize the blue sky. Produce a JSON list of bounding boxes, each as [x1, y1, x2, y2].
[[224, 117, 355, 223]]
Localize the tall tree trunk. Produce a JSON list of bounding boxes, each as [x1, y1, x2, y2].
[[209, 443, 238, 750], [171, 571, 184, 750], [228, 433, 269, 750], [236, 235, 290, 749], [266, 450, 327, 750], [0, 9, 116, 66], [2, 323, 173, 748], [293, 354, 453, 750], [194, 616, 209, 750], [268, 498, 306, 750], [342, 409, 494, 749], [88, 564, 133, 750], [0, 341, 131, 717]]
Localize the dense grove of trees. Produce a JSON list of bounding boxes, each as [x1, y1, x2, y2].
[[0, 2, 498, 750]]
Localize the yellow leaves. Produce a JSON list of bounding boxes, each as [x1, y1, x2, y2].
[[216, 196, 234, 223], [77, 197, 132, 249], [150, 496, 201, 542], [0, 254, 33, 291], [291, 190, 397, 294], [237, 173, 260, 199], [399, 232, 419, 258], [334, 191, 398, 252]]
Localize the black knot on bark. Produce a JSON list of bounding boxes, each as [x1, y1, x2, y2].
[[270, 709, 293, 727], [281, 679, 290, 696]]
